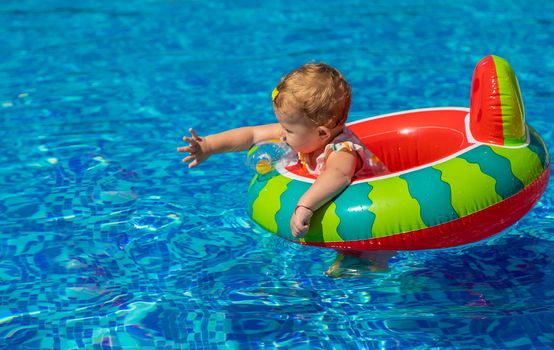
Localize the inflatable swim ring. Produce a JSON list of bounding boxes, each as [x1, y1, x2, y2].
[[246, 55, 550, 251]]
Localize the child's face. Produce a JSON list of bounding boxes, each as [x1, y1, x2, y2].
[[275, 106, 325, 154]]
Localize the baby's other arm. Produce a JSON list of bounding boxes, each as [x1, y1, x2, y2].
[[177, 124, 281, 168], [290, 150, 358, 237]]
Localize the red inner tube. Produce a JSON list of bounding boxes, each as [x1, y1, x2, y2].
[[286, 108, 473, 179]]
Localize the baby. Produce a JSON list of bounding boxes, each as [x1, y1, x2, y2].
[[177, 63, 388, 238]]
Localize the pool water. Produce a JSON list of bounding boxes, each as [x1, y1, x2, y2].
[[1, 0, 554, 348]]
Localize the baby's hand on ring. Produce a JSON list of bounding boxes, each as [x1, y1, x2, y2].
[[291, 205, 313, 237]]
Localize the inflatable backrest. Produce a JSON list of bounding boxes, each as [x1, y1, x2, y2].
[[469, 55, 526, 146], [350, 109, 471, 174]]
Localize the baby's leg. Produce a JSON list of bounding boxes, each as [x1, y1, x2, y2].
[[325, 250, 396, 277]]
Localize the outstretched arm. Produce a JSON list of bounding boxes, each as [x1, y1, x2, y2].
[[177, 124, 282, 168], [290, 150, 358, 237]]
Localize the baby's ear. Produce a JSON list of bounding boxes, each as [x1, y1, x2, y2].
[[317, 126, 332, 141]]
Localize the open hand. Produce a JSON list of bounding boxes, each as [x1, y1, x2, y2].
[[291, 205, 313, 237], [177, 128, 210, 168]]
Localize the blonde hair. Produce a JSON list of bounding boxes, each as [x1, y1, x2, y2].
[[273, 63, 352, 127]]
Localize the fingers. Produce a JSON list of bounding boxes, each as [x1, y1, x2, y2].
[[290, 215, 309, 237], [292, 227, 300, 237], [179, 128, 203, 169], [189, 128, 202, 141], [182, 136, 197, 145], [182, 155, 195, 163], [182, 154, 201, 169], [179, 135, 199, 154], [292, 224, 309, 237], [291, 225, 299, 237], [291, 206, 313, 237]]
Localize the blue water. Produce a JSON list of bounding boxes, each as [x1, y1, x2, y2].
[[1, 0, 554, 348]]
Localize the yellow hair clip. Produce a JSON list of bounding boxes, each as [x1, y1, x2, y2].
[[272, 88, 279, 102]]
